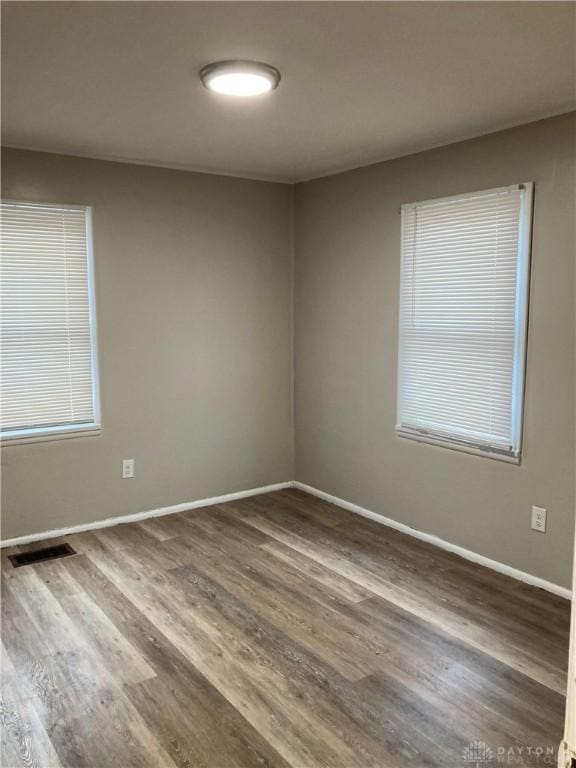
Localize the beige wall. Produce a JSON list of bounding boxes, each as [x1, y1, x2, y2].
[[2, 115, 574, 589], [294, 113, 576, 589], [1, 149, 294, 540]]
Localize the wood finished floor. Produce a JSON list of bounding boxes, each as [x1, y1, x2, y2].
[[1, 489, 570, 768]]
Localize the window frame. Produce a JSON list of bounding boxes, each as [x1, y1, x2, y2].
[[395, 182, 534, 464], [0, 199, 102, 446]]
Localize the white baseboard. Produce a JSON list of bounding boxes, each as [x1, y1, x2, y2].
[[0, 481, 293, 549], [2, 478, 571, 601], [293, 481, 572, 600]]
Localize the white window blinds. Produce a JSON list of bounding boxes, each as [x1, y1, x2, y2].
[[1, 200, 100, 442], [396, 183, 533, 462]]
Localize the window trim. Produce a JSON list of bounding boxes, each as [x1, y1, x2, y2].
[[0, 199, 102, 446], [395, 182, 534, 463], [1, 424, 101, 447], [395, 428, 521, 464]]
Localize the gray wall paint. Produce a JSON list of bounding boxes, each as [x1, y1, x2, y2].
[[294, 113, 575, 589], [1, 149, 294, 540], [2, 114, 574, 589]]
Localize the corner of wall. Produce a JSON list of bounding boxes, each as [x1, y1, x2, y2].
[[288, 183, 297, 480]]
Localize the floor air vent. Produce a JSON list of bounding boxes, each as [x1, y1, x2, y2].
[[8, 543, 77, 568]]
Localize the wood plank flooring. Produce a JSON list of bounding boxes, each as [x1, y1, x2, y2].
[[1, 489, 570, 767]]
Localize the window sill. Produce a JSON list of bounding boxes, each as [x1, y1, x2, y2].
[[396, 428, 520, 464], [1, 425, 101, 446]]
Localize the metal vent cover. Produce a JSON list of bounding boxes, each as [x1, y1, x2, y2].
[[8, 543, 77, 568]]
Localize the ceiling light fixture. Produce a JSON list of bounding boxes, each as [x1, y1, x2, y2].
[[200, 60, 281, 97]]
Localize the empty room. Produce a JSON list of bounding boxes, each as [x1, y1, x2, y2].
[[1, 2, 575, 766]]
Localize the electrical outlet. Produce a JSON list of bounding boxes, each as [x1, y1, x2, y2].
[[122, 459, 135, 479], [531, 505, 547, 533]]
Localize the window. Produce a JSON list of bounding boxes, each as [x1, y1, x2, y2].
[[1, 200, 100, 443], [396, 183, 533, 462]]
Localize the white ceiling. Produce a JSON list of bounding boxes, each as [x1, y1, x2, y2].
[[2, 1, 575, 183]]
